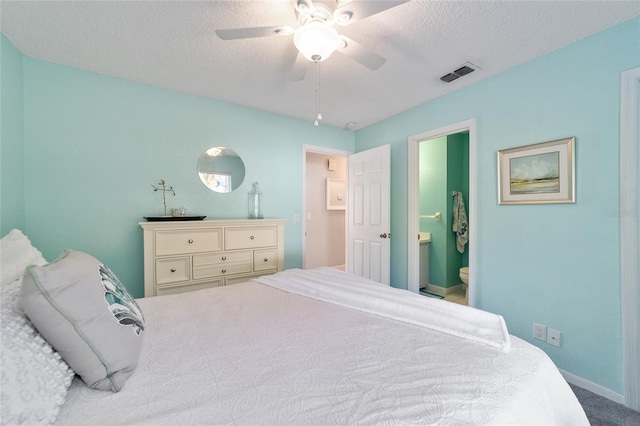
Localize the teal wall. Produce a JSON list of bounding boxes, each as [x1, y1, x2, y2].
[[0, 40, 355, 297], [445, 132, 469, 286], [0, 35, 26, 235], [419, 133, 469, 289], [356, 17, 640, 394]]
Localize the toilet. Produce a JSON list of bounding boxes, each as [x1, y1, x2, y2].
[[459, 267, 469, 295], [459, 266, 469, 284]]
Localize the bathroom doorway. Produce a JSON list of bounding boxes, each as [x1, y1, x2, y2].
[[417, 132, 469, 305], [407, 119, 477, 306]]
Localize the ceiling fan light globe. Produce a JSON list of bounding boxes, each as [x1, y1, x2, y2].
[[294, 21, 340, 62]]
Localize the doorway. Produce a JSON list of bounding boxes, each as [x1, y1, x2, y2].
[[302, 144, 392, 282], [407, 119, 477, 305], [417, 132, 470, 304], [302, 145, 350, 270]]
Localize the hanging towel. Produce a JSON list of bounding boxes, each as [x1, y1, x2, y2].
[[452, 191, 469, 253]]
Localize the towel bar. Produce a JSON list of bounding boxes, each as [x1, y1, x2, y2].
[[420, 212, 441, 222]]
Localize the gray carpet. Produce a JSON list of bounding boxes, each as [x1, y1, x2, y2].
[[570, 384, 640, 425]]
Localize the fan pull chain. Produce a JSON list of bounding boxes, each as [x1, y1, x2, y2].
[[314, 60, 322, 127]]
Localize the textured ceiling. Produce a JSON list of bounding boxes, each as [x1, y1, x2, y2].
[[1, 1, 639, 130]]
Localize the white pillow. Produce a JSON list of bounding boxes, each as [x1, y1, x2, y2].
[[0, 229, 47, 285], [1, 277, 74, 425], [0, 230, 74, 425]]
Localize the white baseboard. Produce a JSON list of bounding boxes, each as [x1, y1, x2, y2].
[[425, 283, 463, 296], [560, 369, 625, 405]]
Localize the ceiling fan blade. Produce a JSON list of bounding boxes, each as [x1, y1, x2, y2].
[[215, 26, 294, 40], [334, 0, 409, 25], [290, 0, 314, 15], [289, 52, 309, 81], [337, 36, 386, 70]]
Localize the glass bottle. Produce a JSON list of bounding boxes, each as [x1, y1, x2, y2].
[[248, 182, 263, 219]]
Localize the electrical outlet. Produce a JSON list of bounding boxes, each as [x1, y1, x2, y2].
[[547, 329, 561, 347], [533, 323, 547, 341]]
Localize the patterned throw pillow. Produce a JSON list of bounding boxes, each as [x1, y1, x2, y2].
[[21, 250, 145, 392], [0, 229, 74, 425]]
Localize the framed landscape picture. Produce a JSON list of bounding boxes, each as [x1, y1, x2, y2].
[[498, 137, 575, 205]]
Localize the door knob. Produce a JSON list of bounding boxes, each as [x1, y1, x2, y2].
[[380, 233, 387, 238]]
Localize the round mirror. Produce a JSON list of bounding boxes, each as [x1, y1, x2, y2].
[[197, 147, 246, 193]]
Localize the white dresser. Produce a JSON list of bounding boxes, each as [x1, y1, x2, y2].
[[140, 219, 285, 297]]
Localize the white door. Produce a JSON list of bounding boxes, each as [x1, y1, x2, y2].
[[347, 144, 391, 284]]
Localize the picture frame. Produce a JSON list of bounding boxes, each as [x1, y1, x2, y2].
[[326, 178, 346, 210], [497, 137, 575, 205]]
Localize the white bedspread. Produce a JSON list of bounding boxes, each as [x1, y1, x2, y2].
[[256, 268, 510, 352], [55, 269, 588, 425]]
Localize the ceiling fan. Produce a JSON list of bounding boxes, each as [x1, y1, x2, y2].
[[215, 0, 409, 81]]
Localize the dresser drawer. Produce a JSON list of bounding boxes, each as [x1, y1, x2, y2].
[[156, 257, 189, 285], [253, 249, 278, 272], [225, 226, 277, 250], [156, 279, 223, 297], [155, 229, 222, 256], [192, 262, 252, 280], [193, 250, 252, 267]]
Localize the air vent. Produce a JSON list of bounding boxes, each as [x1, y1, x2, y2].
[[453, 65, 474, 77], [440, 62, 479, 83], [440, 73, 459, 83]]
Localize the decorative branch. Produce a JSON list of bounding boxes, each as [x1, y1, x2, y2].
[[151, 179, 175, 216]]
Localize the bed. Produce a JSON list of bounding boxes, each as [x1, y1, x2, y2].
[[1, 230, 589, 425]]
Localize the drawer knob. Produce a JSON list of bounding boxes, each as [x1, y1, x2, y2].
[[188, 239, 194, 244], [222, 256, 227, 261], [170, 268, 176, 272], [250, 236, 255, 240], [264, 258, 268, 262], [222, 269, 227, 273]]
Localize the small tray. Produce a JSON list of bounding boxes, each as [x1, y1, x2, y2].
[[144, 216, 206, 222]]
